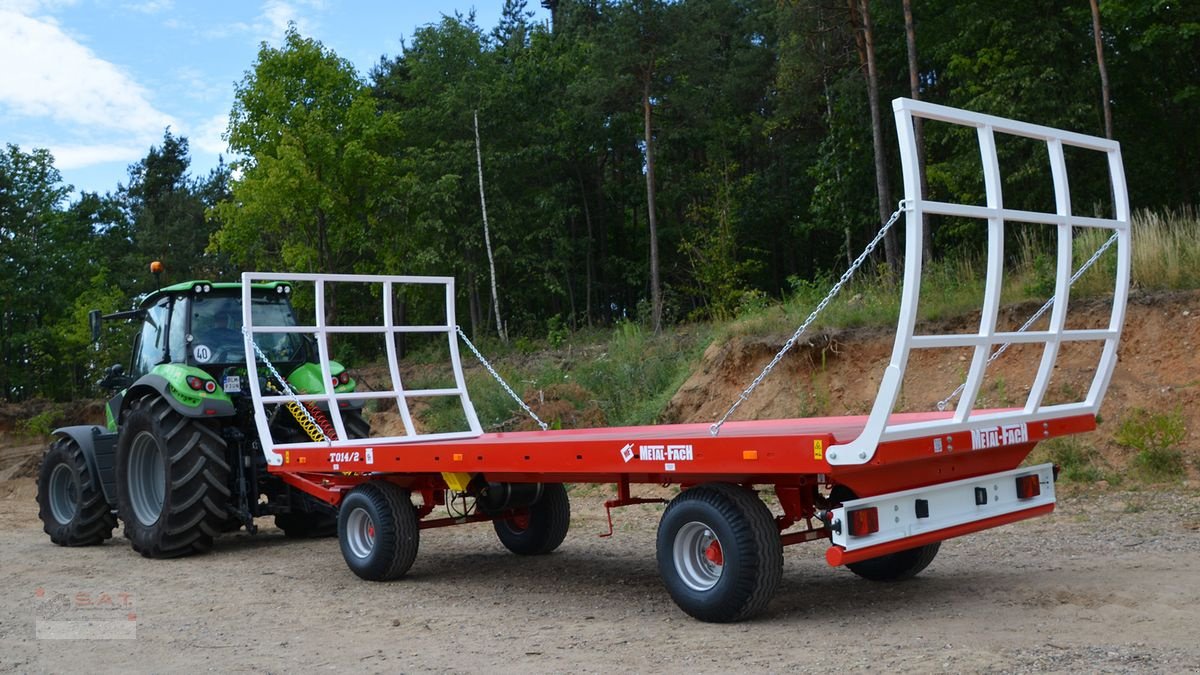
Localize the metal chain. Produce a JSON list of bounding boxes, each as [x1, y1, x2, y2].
[[242, 328, 329, 442], [709, 200, 911, 436], [455, 325, 549, 431], [936, 230, 1121, 411]]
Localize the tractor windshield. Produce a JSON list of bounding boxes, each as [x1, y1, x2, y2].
[[189, 294, 303, 366]]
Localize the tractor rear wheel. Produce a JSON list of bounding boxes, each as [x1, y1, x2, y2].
[[656, 483, 782, 622], [492, 483, 570, 555], [36, 436, 116, 546], [115, 394, 231, 558], [338, 481, 419, 581]]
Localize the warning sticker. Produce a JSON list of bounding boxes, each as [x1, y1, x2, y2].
[[813, 439, 824, 461]]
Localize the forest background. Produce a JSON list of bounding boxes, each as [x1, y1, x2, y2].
[[1, 0, 1196, 403]]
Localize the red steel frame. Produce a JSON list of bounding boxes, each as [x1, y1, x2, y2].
[[271, 409, 1094, 564]]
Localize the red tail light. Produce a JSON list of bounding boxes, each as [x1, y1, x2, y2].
[[186, 376, 204, 391], [338, 371, 350, 385], [1015, 474, 1041, 499], [847, 507, 879, 537]]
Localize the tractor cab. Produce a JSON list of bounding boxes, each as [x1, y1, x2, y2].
[[116, 280, 306, 382]]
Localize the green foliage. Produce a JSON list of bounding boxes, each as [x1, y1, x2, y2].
[[1114, 407, 1188, 480], [5, 1, 1200, 402], [1040, 437, 1105, 483], [16, 407, 62, 436]]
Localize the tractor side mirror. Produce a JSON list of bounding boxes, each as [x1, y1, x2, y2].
[[99, 363, 132, 391], [88, 309, 102, 343]]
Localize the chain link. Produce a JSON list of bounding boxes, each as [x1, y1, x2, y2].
[[936, 230, 1120, 411], [243, 328, 329, 443], [710, 200, 911, 436], [456, 325, 549, 431]]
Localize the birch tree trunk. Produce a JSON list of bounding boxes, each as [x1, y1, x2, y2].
[[642, 76, 663, 334], [474, 110, 506, 342]]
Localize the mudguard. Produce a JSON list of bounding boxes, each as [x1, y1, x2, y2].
[[123, 372, 236, 420], [51, 425, 119, 507]]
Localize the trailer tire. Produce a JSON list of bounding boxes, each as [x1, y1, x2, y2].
[[846, 542, 941, 582], [338, 482, 419, 581], [36, 436, 116, 546], [116, 394, 231, 558], [493, 483, 570, 555], [656, 483, 782, 623]]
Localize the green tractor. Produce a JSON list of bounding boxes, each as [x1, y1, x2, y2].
[[35, 271, 368, 558]]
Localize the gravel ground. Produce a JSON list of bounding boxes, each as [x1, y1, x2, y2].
[[0, 480, 1197, 673]]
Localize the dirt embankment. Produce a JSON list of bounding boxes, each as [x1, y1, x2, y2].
[[664, 290, 1200, 479]]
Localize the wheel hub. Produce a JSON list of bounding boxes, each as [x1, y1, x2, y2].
[[48, 463, 79, 525], [127, 431, 166, 526], [674, 521, 725, 592], [345, 507, 376, 559]]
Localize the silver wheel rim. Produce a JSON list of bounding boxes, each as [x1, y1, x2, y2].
[[48, 463, 79, 525], [128, 431, 166, 526], [345, 507, 375, 559], [673, 521, 724, 592]]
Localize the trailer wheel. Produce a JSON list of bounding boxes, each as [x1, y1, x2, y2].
[[116, 394, 231, 558], [493, 483, 570, 555], [829, 485, 940, 581], [656, 483, 782, 623], [36, 436, 116, 546], [338, 481, 419, 581], [846, 542, 941, 581]]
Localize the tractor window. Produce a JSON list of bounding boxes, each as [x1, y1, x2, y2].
[[132, 300, 170, 378], [189, 294, 302, 365]]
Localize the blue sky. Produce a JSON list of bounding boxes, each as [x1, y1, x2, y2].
[[0, 0, 549, 197]]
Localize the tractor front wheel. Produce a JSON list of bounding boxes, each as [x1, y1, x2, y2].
[[115, 394, 231, 558], [36, 436, 116, 546]]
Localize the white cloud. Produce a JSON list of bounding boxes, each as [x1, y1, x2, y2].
[[0, 10, 177, 140], [46, 142, 145, 170], [121, 0, 173, 14], [202, 0, 323, 44], [191, 111, 230, 156], [0, 0, 77, 13]]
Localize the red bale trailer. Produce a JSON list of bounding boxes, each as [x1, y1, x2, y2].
[[237, 98, 1130, 622]]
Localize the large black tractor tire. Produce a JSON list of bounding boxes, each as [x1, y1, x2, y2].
[[36, 436, 116, 546], [492, 483, 571, 555], [830, 485, 940, 582], [115, 394, 231, 558], [656, 483, 783, 623], [338, 481, 419, 581]]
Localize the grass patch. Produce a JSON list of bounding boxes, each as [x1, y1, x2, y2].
[[1031, 437, 1105, 483], [1114, 407, 1188, 481], [721, 206, 1200, 340]]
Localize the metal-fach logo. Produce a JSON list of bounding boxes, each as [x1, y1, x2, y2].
[[970, 424, 1029, 450], [33, 587, 137, 640]]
